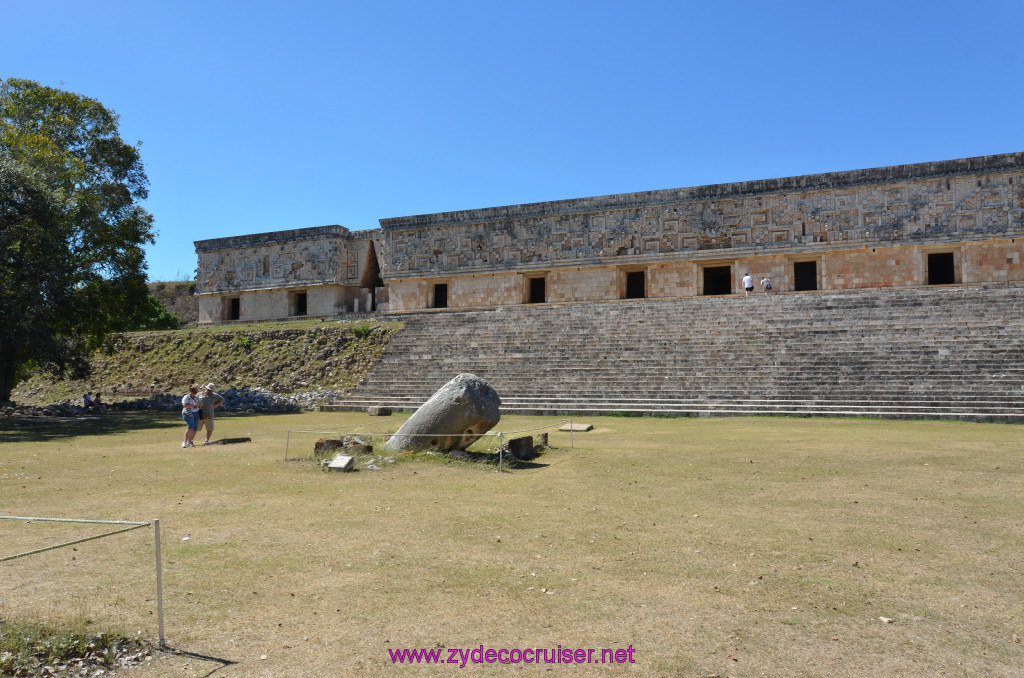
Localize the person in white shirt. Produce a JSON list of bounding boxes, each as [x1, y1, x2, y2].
[[742, 273, 754, 296], [181, 385, 201, 448]]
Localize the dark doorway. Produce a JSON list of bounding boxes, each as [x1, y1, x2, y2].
[[625, 271, 646, 299], [794, 261, 818, 291], [360, 241, 385, 311], [928, 253, 955, 285], [703, 266, 732, 295], [227, 297, 240, 321], [529, 277, 546, 303], [433, 283, 448, 308], [292, 292, 307, 316]]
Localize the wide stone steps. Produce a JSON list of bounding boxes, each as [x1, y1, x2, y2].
[[331, 380, 1024, 399], [324, 284, 1024, 421], [322, 396, 1024, 421]]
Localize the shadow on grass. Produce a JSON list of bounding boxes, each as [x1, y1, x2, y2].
[[162, 646, 237, 678], [506, 460, 550, 470], [0, 410, 292, 444]]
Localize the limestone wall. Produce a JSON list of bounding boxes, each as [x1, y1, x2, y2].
[[194, 153, 1024, 319], [381, 154, 1024, 282], [384, 237, 1024, 309], [195, 226, 382, 294], [194, 226, 384, 322], [377, 153, 1024, 309]]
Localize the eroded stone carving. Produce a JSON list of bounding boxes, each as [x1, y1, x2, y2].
[[384, 373, 500, 453]]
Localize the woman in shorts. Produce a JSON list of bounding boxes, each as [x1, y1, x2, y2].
[[742, 273, 755, 296], [181, 385, 201, 448]]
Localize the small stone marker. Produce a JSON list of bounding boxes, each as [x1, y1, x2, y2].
[[367, 406, 392, 416], [326, 454, 354, 471], [559, 423, 593, 432]]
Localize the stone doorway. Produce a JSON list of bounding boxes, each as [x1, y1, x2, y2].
[[794, 261, 818, 291], [433, 283, 449, 308], [290, 291, 308, 316], [625, 271, 646, 299], [928, 252, 955, 285], [703, 266, 732, 295], [528, 277, 546, 303], [360, 241, 385, 311]]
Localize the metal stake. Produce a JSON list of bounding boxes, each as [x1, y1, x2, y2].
[[153, 519, 165, 647]]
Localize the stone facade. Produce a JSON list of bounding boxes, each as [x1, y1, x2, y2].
[[195, 152, 1024, 321], [194, 225, 385, 323]]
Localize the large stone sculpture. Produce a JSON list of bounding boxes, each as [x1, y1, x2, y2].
[[384, 373, 500, 452]]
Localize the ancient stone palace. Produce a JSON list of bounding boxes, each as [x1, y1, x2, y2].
[[194, 151, 1024, 323]]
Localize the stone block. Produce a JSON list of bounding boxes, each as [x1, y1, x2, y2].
[[314, 438, 346, 458], [367, 406, 392, 416], [506, 435, 536, 461], [314, 436, 373, 458]]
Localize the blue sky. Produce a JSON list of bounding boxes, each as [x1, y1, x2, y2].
[[4, 1, 1023, 281]]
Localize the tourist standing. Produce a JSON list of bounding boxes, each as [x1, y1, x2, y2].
[[181, 385, 201, 448], [93, 392, 107, 414], [742, 273, 754, 296], [197, 383, 226, 446]]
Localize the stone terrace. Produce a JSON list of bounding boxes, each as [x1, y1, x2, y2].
[[323, 284, 1024, 421]]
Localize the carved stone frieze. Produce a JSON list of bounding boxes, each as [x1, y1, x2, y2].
[[195, 226, 382, 294], [378, 152, 1024, 278]]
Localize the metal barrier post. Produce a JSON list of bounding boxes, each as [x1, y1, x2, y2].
[[570, 416, 574, 448], [285, 430, 292, 461], [498, 432, 504, 472], [153, 519, 165, 647]]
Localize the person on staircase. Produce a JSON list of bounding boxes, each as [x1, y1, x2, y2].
[[742, 273, 755, 297]]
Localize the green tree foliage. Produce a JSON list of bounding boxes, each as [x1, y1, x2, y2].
[[0, 78, 156, 401], [135, 295, 182, 330]]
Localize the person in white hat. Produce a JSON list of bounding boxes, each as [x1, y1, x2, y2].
[[197, 383, 226, 446]]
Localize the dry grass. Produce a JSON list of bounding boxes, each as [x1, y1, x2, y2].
[[1, 413, 1022, 677]]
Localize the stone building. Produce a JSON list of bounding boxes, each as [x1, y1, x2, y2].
[[195, 226, 385, 324], [195, 151, 1024, 323]]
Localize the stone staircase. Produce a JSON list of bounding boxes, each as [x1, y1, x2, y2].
[[322, 284, 1024, 421]]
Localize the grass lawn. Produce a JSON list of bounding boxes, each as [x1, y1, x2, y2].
[[1, 412, 1022, 676]]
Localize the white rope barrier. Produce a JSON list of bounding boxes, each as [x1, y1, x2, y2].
[[0, 515, 166, 647], [0, 523, 148, 562], [285, 419, 573, 461], [0, 515, 149, 526]]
